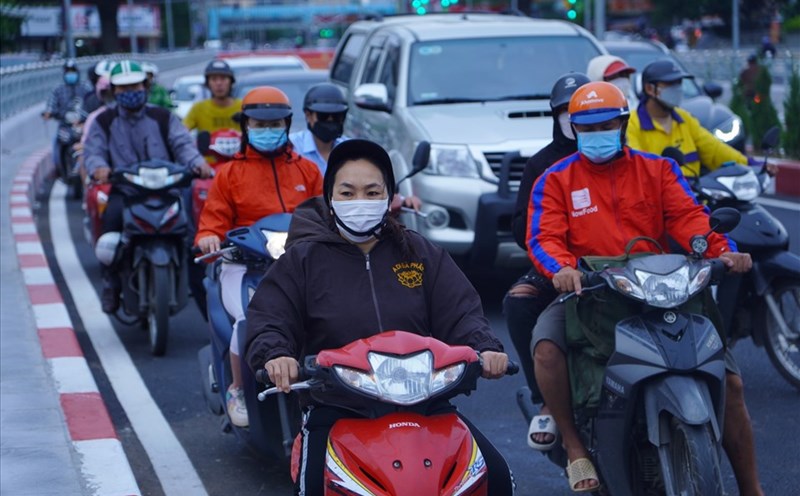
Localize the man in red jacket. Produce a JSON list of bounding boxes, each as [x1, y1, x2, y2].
[[527, 82, 763, 494], [196, 86, 322, 428]]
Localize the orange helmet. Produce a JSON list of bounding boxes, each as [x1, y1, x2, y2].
[[241, 86, 292, 121], [568, 81, 629, 125]]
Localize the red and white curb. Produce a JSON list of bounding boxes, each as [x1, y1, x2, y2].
[[11, 149, 141, 496]]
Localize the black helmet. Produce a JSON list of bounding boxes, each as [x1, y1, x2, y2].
[[303, 83, 348, 114], [63, 59, 78, 72], [324, 139, 395, 207], [550, 72, 591, 110], [641, 59, 692, 86], [204, 59, 235, 84]]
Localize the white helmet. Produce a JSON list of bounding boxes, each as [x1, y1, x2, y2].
[[586, 55, 636, 82], [109, 60, 147, 86], [95, 232, 121, 266], [140, 61, 158, 76], [94, 59, 114, 78]]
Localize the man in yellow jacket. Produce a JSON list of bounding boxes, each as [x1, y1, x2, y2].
[[627, 60, 748, 178]]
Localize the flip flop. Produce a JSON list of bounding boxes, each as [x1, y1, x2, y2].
[[527, 414, 558, 451], [566, 457, 600, 493]]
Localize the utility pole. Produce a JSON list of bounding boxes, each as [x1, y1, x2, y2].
[[63, 0, 75, 58], [594, 0, 605, 40], [584, 0, 592, 33], [732, 0, 740, 51], [127, 0, 138, 53], [166, 0, 175, 51]]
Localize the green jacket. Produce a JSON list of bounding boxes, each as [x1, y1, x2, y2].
[[148, 83, 173, 109]]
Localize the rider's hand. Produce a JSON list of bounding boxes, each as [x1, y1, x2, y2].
[[265, 357, 299, 393], [479, 351, 509, 379], [390, 194, 422, 213], [765, 163, 779, 177], [552, 266, 583, 295], [193, 162, 214, 179], [93, 167, 111, 184], [197, 235, 221, 254], [720, 252, 752, 273]]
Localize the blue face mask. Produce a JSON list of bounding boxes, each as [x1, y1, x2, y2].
[[248, 128, 288, 153], [64, 72, 79, 85], [115, 90, 147, 110], [577, 129, 622, 164]]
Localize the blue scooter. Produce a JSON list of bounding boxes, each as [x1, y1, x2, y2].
[[195, 213, 301, 461]]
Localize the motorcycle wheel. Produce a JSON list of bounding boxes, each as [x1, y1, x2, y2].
[[148, 265, 170, 356], [197, 345, 224, 415], [762, 280, 800, 390], [664, 419, 723, 496]]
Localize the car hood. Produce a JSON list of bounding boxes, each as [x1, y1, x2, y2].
[[407, 102, 553, 147], [683, 95, 736, 131]]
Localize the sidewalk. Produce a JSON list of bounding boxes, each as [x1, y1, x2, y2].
[[0, 106, 140, 495]]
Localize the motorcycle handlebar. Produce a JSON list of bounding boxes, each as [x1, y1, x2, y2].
[[506, 360, 520, 376]]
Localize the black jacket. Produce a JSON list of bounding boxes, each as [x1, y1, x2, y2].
[[511, 116, 578, 250], [245, 197, 503, 375]]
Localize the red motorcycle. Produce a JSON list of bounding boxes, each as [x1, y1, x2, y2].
[[258, 331, 517, 496], [193, 129, 241, 227]]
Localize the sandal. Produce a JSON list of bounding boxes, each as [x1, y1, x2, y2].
[[527, 414, 558, 451], [566, 457, 600, 493]]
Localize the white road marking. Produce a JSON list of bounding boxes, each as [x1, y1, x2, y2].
[[11, 183, 28, 192], [50, 356, 99, 394], [16, 241, 44, 254], [11, 206, 30, 217], [755, 196, 800, 212], [10, 194, 28, 204], [22, 267, 55, 285], [49, 181, 208, 496], [11, 222, 36, 234], [74, 439, 141, 496], [32, 303, 72, 329]]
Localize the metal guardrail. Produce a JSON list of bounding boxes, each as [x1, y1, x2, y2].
[[0, 50, 214, 119], [676, 48, 800, 85]]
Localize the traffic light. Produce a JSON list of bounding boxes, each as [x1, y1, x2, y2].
[[319, 28, 334, 39], [410, 0, 429, 15], [564, 0, 578, 21]]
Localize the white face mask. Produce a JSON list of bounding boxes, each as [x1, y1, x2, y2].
[[558, 112, 575, 140], [656, 84, 683, 109], [331, 199, 389, 243], [609, 77, 631, 97]]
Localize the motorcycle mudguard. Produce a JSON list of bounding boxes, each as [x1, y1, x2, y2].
[[135, 239, 178, 267], [324, 412, 488, 496], [644, 375, 722, 446], [752, 251, 800, 296]]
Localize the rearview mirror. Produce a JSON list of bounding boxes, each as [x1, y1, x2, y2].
[[703, 82, 723, 99], [661, 146, 686, 166], [709, 207, 741, 234], [353, 83, 391, 113], [761, 126, 781, 151], [196, 131, 211, 155], [397, 141, 430, 187]]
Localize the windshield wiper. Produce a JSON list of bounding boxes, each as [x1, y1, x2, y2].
[[413, 97, 487, 106], [490, 94, 551, 101]]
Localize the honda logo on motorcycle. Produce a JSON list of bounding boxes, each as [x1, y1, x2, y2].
[[663, 311, 677, 324]]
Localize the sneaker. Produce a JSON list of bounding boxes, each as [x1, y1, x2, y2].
[[226, 386, 249, 427], [100, 279, 120, 314]]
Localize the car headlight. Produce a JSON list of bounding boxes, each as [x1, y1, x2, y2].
[[262, 230, 288, 259], [713, 116, 743, 143], [425, 144, 479, 178], [716, 169, 760, 201], [333, 351, 466, 405]]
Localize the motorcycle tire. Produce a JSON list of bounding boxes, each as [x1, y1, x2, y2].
[[70, 175, 83, 200], [761, 279, 800, 390], [197, 345, 224, 415], [148, 264, 171, 356], [663, 418, 723, 496]]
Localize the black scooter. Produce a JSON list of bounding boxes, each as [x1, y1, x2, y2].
[[55, 102, 84, 200], [518, 208, 741, 496], [668, 129, 800, 390]]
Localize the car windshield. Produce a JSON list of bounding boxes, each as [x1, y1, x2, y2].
[[173, 81, 205, 101], [236, 79, 325, 132], [408, 36, 601, 106], [605, 48, 702, 99]]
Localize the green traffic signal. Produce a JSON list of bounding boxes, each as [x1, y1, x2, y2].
[[567, 10, 577, 20]]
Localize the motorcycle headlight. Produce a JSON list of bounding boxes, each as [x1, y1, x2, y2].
[[715, 169, 760, 201], [333, 351, 466, 406], [425, 144, 479, 178], [713, 116, 743, 143], [688, 265, 712, 296], [611, 275, 646, 301], [700, 187, 733, 201], [124, 167, 183, 189], [262, 230, 288, 260], [159, 201, 180, 227], [634, 266, 691, 308]]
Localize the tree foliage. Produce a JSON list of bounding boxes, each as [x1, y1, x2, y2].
[[783, 66, 800, 158], [0, 0, 23, 49], [750, 65, 782, 152]]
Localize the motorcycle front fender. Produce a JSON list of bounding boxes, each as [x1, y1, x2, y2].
[[752, 251, 800, 295], [644, 375, 722, 446], [134, 239, 179, 267]]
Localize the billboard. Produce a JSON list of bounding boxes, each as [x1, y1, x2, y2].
[[21, 5, 161, 38]]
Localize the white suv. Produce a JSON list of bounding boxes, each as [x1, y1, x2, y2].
[[330, 13, 605, 267]]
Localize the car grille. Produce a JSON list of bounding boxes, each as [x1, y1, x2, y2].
[[484, 152, 528, 190]]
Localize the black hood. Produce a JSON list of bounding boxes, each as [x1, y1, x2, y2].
[[286, 196, 349, 249]]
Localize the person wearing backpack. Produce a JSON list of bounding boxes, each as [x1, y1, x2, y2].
[[84, 60, 212, 314]]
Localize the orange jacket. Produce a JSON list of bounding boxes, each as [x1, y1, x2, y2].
[[195, 146, 323, 243], [526, 148, 735, 278]]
